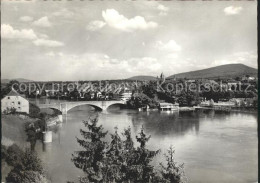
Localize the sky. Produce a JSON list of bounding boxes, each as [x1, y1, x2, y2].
[[1, 0, 257, 81]]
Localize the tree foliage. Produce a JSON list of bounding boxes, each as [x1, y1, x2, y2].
[[160, 146, 187, 183], [72, 116, 108, 182], [5, 145, 46, 183], [72, 117, 185, 183]]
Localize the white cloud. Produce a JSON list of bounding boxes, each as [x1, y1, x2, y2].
[[1, 24, 37, 40], [224, 6, 243, 15], [19, 16, 34, 22], [102, 9, 158, 32], [1, 24, 64, 47], [41, 52, 161, 79], [38, 33, 49, 39], [53, 9, 74, 18], [86, 20, 106, 31], [33, 16, 51, 27], [157, 4, 169, 16], [155, 40, 181, 52], [46, 51, 64, 56], [33, 38, 64, 47], [213, 51, 257, 68]]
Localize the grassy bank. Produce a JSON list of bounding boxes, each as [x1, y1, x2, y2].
[[1, 114, 38, 181]]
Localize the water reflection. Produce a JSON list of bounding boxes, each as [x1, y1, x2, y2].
[[128, 111, 201, 137]]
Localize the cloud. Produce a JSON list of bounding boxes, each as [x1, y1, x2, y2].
[[19, 16, 34, 22], [46, 51, 64, 56], [40, 52, 161, 80], [33, 39, 64, 47], [38, 33, 49, 39], [102, 9, 158, 32], [86, 20, 106, 31], [213, 51, 257, 68], [224, 6, 243, 15], [157, 4, 169, 16], [53, 8, 74, 18], [1, 24, 37, 40], [33, 16, 51, 27], [155, 40, 181, 52]]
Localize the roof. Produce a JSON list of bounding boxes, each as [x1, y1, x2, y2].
[[6, 88, 21, 97], [159, 102, 178, 106]]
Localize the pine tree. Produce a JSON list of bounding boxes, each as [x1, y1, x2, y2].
[[122, 126, 134, 151], [121, 126, 136, 182], [160, 146, 186, 183], [72, 116, 108, 183], [105, 126, 124, 182], [131, 126, 160, 182]]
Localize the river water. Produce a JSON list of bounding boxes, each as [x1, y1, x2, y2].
[[34, 100, 258, 183]]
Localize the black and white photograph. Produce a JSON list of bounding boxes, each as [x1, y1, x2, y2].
[[1, 0, 258, 183]]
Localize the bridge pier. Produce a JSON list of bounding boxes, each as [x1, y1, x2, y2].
[[60, 103, 68, 114]]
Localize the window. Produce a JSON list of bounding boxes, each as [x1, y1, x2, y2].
[[18, 101, 21, 105], [7, 97, 10, 99]]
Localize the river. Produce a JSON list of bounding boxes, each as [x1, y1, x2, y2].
[[33, 99, 257, 183]]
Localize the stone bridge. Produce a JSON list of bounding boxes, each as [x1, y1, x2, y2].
[[37, 100, 126, 114]]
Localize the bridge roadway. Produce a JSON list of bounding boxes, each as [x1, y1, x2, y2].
[[37, 100, 126, 114]]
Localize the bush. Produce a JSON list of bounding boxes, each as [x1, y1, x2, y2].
[[5, 145, 45, 183], [5, 144, 24, 167]]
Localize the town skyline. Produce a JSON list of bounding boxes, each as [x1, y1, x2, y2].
[[1, 0, 257, 81]]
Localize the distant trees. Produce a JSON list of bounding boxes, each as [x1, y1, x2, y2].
[[141, 81, 158, 99], [127, 93, 158, 109], [71, 117, 186, 183], [1, 80, 20, 99]]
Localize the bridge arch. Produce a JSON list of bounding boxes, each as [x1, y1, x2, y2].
[[66, 103, 103, 113], [40, 107, 63, 114], [106, 103, 126, 110]]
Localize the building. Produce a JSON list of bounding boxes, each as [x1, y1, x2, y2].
[[119, 90, 132, 101], [1, 88, 29, 114], [159, 102, 179, 111]]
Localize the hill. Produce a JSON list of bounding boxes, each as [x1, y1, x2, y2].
[[1, 78, 34, 83], [127, 75, 157, 81], [167, 64, 257, 79]]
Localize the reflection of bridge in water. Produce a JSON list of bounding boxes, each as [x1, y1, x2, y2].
[[37, 100, 126, 114]]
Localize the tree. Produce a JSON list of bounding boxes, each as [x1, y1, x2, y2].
[[131, 126, 160, 182], [6, 170, 48, 183], [29, 103, 41, 118], [160, 146, 186, 183], [6, 146, 45, 183], [1, 144, 8, 160], [5, 144, 24, 167], [1, 80, 20, 99], [72, 116, 108, 183], [104, 127, 125, 182], [71, 120, 186, 183]]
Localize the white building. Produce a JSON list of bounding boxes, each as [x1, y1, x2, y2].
[[1, 89, 29, 114], [119, 90, 132, 101]]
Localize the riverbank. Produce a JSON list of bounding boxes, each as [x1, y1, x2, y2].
[[1, 114, 36, 147], [1, 114, 35, 181]]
